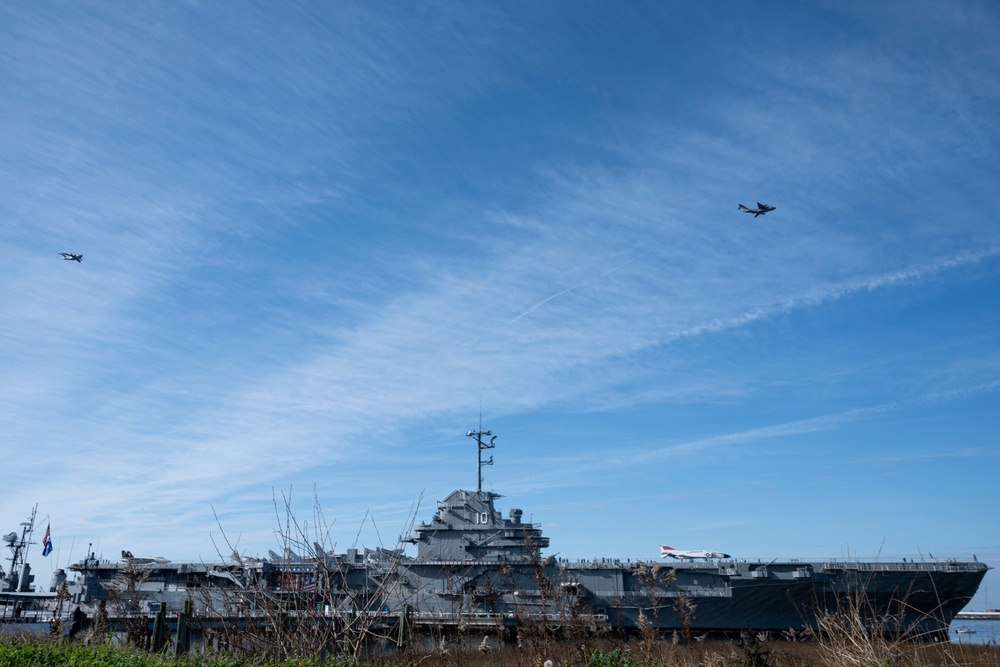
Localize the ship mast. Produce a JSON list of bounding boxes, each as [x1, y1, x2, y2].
[[466, 428, 496, 492], [2, 504, 37, 592]]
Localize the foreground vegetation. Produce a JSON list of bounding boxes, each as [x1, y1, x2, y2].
[[2, 633, 999, 667]]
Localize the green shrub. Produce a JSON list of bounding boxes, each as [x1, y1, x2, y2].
[[587, 648, 640, 667], [0, 643, 378, 667]]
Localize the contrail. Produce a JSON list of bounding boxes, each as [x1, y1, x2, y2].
[[665, 247, 1000, 342], [528, 378, 1000, 481], [509, 282, 587, 323], [639, 378, 1000, 462], [509, 247, 654, 323]]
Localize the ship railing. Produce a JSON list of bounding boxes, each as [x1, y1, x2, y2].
[[821, 561, 984, 573], [411, 559, 533, 566], [586, 589, 730, 599], [411, 611, 506, 624], [557, 559, 629, 569], [0, 610, 71, 623], [513, 612, 610, 622], [404, 611, 610, 625]]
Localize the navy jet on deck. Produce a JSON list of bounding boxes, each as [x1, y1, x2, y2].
[[738, 202, 776, 218], [59, 252, 83, 262], [121, 550, 170, 564], [661, 545, 730, 560]]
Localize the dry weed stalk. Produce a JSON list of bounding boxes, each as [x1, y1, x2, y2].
[[635, 562, 677, 662], [672, 595, 697, 647], [813, 590, 905, 667], [204, 486, 420, 662], [103, 561, 153, 648], [47, 580, 70, 638]]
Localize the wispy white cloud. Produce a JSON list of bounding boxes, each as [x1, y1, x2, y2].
[[482, 376, 1000, 503], [6, 145, 997, 556]]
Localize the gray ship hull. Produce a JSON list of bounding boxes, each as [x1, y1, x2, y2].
[[369, 551, 986, 637], [8, 432, 990, 640]]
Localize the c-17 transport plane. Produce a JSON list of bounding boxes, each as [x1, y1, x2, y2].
[[661, 545, 730, 560], [59, 252, 83, 262], [738, 202, 776, 218]]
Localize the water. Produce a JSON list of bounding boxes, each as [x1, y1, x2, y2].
[[950, 618, 999, 645]]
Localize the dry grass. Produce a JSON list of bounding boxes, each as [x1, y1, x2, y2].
[[3, 629, 999, 667], [396, 636, 999, 667]]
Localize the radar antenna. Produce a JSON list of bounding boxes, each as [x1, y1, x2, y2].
[[466, 428, 496, 492]]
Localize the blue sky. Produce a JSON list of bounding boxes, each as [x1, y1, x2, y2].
[[2, 1, 998, 609]]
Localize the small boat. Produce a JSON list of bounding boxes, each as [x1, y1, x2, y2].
[[955, 627, 976, 634]]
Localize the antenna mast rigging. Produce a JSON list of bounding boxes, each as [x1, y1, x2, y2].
[[2, 504, 37, 593], [466, 429, 496, 492]]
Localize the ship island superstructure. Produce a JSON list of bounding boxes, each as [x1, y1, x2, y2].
[[2, 430, 990, 640]]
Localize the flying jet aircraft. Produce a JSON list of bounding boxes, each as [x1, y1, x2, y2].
[[660, 545, 730, 560], [737, 202, 776, 218], [59, 252, 83, 262]]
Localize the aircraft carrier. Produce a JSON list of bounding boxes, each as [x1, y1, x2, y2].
[[4, 431, 989, 640]]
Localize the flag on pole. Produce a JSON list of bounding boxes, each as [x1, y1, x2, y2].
[[42, 524, 53, 557]]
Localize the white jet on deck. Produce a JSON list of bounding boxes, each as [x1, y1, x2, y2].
[[660, 545, 730, 559]]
